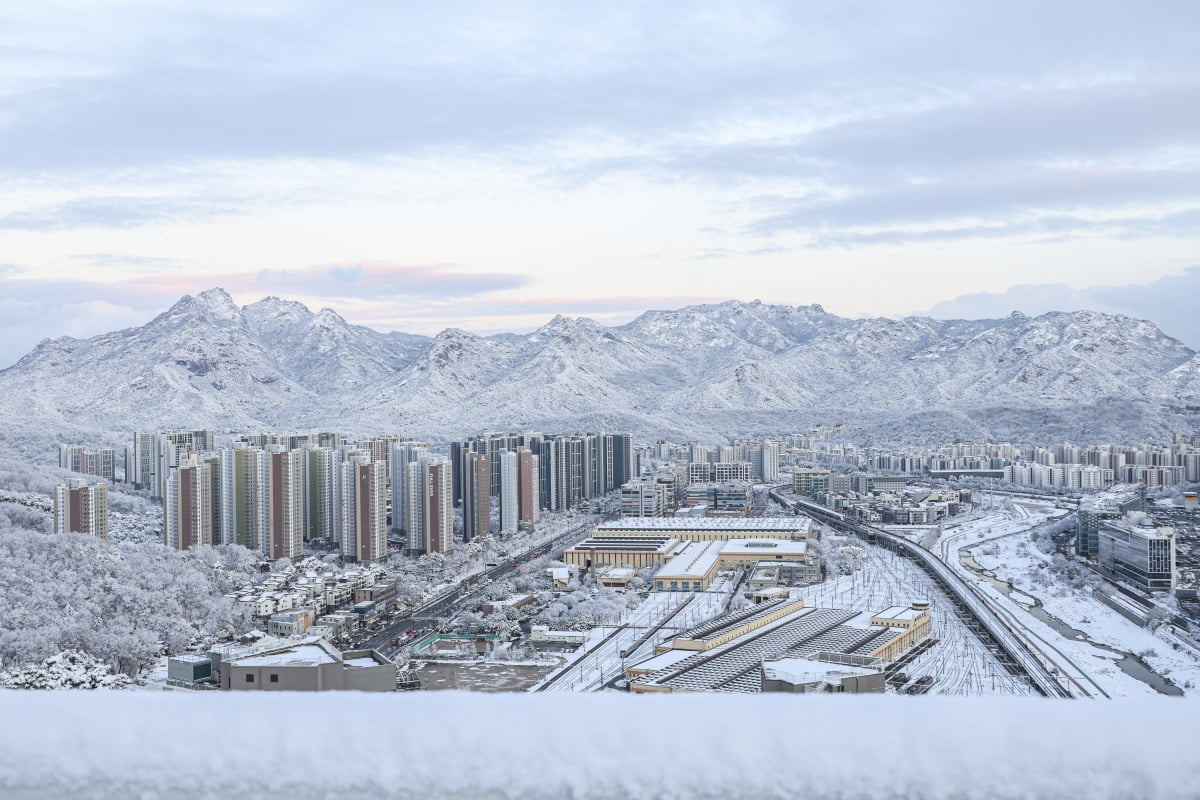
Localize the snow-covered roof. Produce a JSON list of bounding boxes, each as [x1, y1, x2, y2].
[[762, 657, 881, 685], [872, 606, 926, 622], [343, 656, 382, 668], [627, 649, 695, 673], [234, 644, 337, 667], [656, 541, 722, 580], [599, 517, 810, 534], [719, 538, 809, 556]]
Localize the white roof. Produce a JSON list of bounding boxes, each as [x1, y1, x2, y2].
[[599, 517, 810, 533], [656, 541, 722, 580], [627, 649, 695, 673], [762, 657, 881, 685], [872, 606, 924, 622], [234, 644, 337, 667], [343, 656, 381, 668], [720, 538, 809, 556]]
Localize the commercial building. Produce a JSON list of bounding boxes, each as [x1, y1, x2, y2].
[[597, 517, 811, 542], [793, 468, 832, 498], [1098, 512, 1177, 593], [620, 478, 667, 517], [52, 478, 109, 540]]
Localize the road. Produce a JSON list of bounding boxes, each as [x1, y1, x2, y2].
[[359, 520, 595, 654]]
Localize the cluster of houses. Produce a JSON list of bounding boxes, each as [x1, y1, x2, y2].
[[225, 560, 398, 640]]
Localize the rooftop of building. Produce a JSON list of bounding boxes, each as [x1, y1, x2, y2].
[[599, 517, 810, 532], [656, 541, 723, 580], [631, 603, 923, 694], [566, 535, 678, 552], [719, 538, 809, 556], [761, 656, 882, 685]]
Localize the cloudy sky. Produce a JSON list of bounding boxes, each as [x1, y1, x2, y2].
[[1, 1, 1198, 366]]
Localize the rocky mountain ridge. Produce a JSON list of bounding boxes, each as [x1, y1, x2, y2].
[[3, 288, 1199, 447]]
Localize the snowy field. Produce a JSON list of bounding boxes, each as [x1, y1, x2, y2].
[[1, 691, 1197, 799], [933, 495, 1200, 698], [794, 539, 1035, 695]]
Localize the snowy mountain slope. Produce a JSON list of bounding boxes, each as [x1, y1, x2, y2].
[[1, 288, 1197, 446]]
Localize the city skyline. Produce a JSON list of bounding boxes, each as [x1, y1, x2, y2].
[[1, 2, 1198, 366]]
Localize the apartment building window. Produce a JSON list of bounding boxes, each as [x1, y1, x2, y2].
[[245, 674, 254, 684], [270, 674, 279, 684]]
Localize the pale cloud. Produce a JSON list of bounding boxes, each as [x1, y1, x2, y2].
[[0, 1, 1197, 360]]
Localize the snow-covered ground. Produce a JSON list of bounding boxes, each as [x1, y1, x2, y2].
[[933, 494, 1200, 698], [2, 691, 1197, 799], [794, 539, 1035, 695]]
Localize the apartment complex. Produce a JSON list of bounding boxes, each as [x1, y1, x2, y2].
[[58, 445, 116, 483]]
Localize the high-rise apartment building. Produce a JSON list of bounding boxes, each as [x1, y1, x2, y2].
[[499, 450, 519, 535], [228, 446, 305, 560], [306, 446, 347, 544], [132, 430, 215, 499], [407, 455, 453, 556], [462, 451, 490, 541], [390, 442, 428, 533], [59, 445, 116, 483], [52, 478, 109, 540], [339, 455, 387, 563], [164, 454, 213, 551]]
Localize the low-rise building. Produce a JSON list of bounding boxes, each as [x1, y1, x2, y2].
[[652, 541, 723, 592], [222, 637, 396, 691], [761, 655, 886, 693], [563, 535, 679, 570], [530, 625, 587, 644]]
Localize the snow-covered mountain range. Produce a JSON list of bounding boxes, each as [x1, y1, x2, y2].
[[3, 287, 1200, 448]]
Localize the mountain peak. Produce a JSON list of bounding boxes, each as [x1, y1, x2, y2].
[[159, 287, 243, 327]]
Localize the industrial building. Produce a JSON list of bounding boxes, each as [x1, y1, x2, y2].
[[652, 541, 723, 592], [649, 538, 822, 592], [596, 516, 811, 542], [562, 535, 679, 570], [760, 656, 886, 693], [627, 598, 931, 693]]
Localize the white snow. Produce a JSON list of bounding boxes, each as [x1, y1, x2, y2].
[[0, 691, 1197, 799]]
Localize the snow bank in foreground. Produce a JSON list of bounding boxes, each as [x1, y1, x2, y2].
[[0, 692, 1197, 799]]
